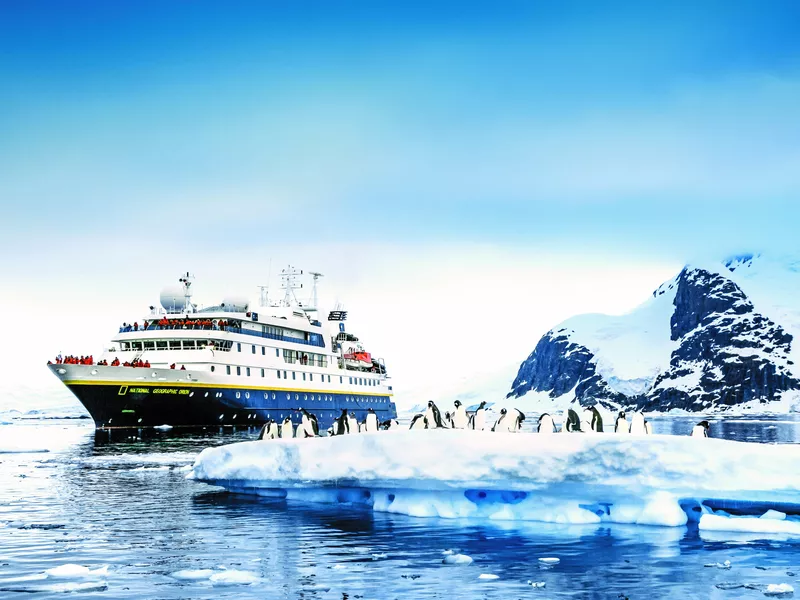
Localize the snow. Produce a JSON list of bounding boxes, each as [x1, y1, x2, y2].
[[189, 430, 800, 529], [765, 583, 795, 596]]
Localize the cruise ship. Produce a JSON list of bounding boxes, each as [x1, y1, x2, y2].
[[48, 268, 397, 430]]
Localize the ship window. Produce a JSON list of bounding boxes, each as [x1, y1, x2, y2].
[[283, 370, 287, 378], [156, 341, 168, 350], [122, 342, 130, 351], [237, 366, 241, 376], [286, 393, 290, 400], [302, 373, 306, 381], [246, 367, 250, 376], [237, 343, 241, 352], [211, 366, 215, 372], [226, 365, 231, 375], [183, 340, 196, 350], [252, 345, 255, 354], [277, 370, 281, 379], [144, 341, 155, 350], [132, 342, 142, 351], [236, 392, 240, 399], [295, 394, 299, 401], [245, 392, 250, 399], [276, 349, 279, 357], [349, 377, 353, 384], [261, 369, 265, 377], [291, 372, 295, 380], [309, 374, 313, 382], [261, 347, 265, 356], [340, 376, 343, 384]]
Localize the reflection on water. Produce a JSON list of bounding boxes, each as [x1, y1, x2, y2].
[[1, 414, 800, 598]]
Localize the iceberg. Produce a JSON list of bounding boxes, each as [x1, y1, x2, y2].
[[189, 431, 800, 529]]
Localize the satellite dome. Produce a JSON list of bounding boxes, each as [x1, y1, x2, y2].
[[160, 286, 186, 313], [221, 295, 249, 312]]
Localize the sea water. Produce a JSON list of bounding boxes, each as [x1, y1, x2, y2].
[[2, 407, 800, 598]]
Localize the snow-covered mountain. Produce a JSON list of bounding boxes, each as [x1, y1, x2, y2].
[[508, 254, 800, 413]]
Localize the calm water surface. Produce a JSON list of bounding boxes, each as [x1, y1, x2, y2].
[[1, 412, 800, 598]]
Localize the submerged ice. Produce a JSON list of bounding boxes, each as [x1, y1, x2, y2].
[[189, 430, 800, 531]]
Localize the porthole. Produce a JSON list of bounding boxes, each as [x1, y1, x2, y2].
[[245, 392, 250, 399], [233, 414, 237, 419], [204, 392, 208, 397], [211, 366, 215, 372], [189, 391, 194, 397], [295, 394, 299, 401], [91, 369, 98, 375], [151, 372, 157, 378], [263, 392, 268, 399], [236, 392, 241, 399], [272, 393, 276, 400], [286, 393, 290, 400], [304, 394, 308, 401], [219, 414, 224, 420]]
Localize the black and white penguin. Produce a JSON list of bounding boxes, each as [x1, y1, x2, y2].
[[346, 412, 359, 434], [332, 409, 349, 436], [381, 419, 399, 431], [509, 408, 526, 432], [537, 413, 556, 433], [299, 408, 319, 438], [691, 420, 710, 438], [614, 411, 629, 433], [257, 422, 268, 440], [561, 408, 581, 433], [630, 412, 647, 435], [280, 416, 294, 439], [364, 408, 379, 433], [268, 420, 280, 439], [425, 400, 445, 428], [492, 408, 509, 432], [452, 400, 469, 429], [471, 401, 488, 431], [580, 408, 593, 433], [590, 406, 604, 433], [409, 414, 427, 430], [644, 419, 653, 435]]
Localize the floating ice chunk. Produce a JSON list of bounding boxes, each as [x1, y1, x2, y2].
[[331, 564, 348, 570], [701, 514, 800, 536], [154, 424, 173, 430], [209, 570, 260, 585], [538, 557, 560, 565], [170, 569, 216, 580], [44, 564, 108, 578], [527, 580, 546, 588], [761, 510, 787, 521], [764, 583, 794, 596], [371, 553, 387, 560], [704, 560, 731, 570], [442, 549, 458, 555], [478, 574, 499, 580], [716, 582, 745, 590], [442, 554, 473, 566]]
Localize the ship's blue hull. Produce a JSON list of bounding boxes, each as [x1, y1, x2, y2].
[[68, 382, 397, 430]]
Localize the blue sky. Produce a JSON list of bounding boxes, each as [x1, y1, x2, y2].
[[1, 1, 799, 404]]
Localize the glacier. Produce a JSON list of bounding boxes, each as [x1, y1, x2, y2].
[[190, 430, 800, 534]]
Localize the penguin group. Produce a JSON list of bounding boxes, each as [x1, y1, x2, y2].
[[407, 400, 496, 431]]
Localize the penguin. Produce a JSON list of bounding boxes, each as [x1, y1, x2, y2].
[[280, 417, 294, 439], [581, 408, 594, 433], [452, 400, 469, 429], [381, 419, 399, 431], [470, 401, 487, 431], [425, 400, 445, 428], [561, 408, 581, 433], [268, 420, 280, 439], [629, 412, 647, 435], [295, 423, 304, 438], [691, 420, 710, 438], [508, 408, 526, 432], [409, 414, 427, 430], [537, 413, 556, 433], [492, 408, 509, 432], [614, 411, 629, 433], [444, 412, 454, 428], [300, 408, 319, 438], [364, 408, 379, 433], [257, 422, 268, 440], [590, 406, 604, 433], [346, 412, 359, 434], [644, 419, 653, 435], [332, 409, 349, 436]]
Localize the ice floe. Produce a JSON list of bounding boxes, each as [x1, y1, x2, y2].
[[189, 430, 800, 530], [442, 554, 473, 565], [169, 568, 260, 585], [478, 573, 499, 579]]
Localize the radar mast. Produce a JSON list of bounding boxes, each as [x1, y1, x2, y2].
[[280, 266, 303, 307]]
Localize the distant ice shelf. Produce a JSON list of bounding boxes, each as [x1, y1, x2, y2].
[[189, 431, 800, 533]]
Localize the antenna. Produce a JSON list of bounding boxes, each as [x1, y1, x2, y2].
[[309, 272, 324, 309], [178, 272, 194, 313], [280, 266, 303, 307]]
